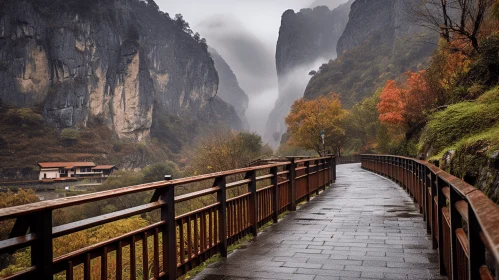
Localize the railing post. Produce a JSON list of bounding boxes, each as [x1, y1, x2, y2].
[[247, 170, 258, 236], [468, 205, 485, 280], [436, 177, 447, 276], [305, 161, 311, 201], [271, 167, 279, 223], [160, 185, 177, 280], [287, 158, 297, 211], [430, 172, 438, 249], [449, 187, 461, 280], [321, 159, 327, 191], [31, 210, 53, 280], [332, 156, 336, 182], [215, 176, 227, 257]]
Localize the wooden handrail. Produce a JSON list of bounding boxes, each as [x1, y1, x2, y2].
[[0, 156, 336, 279], [361, 154, 499, 279]]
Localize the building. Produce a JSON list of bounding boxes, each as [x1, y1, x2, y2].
[[38, 162, 117, 180]]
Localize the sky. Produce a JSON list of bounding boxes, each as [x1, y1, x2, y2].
[[155, 0, 348, 135]]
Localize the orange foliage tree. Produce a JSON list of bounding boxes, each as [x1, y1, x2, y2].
[[377, 70, 437, 130], [285, 93, 348, 156]]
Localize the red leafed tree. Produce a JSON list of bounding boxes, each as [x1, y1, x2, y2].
[[377, 70, 435, 129], [377, 80, 405, 127], [404, 70, 431, 125]]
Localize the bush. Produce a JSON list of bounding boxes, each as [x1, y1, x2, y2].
[[420, 87, 499, 153], [60, 128, 80, 143], [6, 108, 43, 126]]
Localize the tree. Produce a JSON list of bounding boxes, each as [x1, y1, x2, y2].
[[377, 80, 406, 127], [199, 38, 208, 52], [193, 32, 201, 42], [285, 93, 348, 156], [413, 0, 495, 51], [189, 129, 272, 174], [174, 13, 192, 34], [344, 93, 380, 153], [60, 128, 80, 144]]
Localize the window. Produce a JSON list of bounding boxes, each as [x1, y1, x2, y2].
[[60, 169, 67, 174], [80, 167, 92, 172]]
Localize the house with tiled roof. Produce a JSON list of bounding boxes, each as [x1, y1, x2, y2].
[[38, 162, 117, 180]]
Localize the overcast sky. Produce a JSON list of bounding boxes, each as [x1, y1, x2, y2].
[[156, 0, 311, 54]]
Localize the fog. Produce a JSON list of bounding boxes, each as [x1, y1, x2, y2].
[[155, 0, 349, 135], [264, 57, 332, 147]]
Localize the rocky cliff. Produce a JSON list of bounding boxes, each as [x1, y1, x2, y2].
[[209, 48, 249, 130], [304, 0, 436, 106], [264, 2, 352, 146], [0, 0, 243, 143], [336, 0, 420, 55]]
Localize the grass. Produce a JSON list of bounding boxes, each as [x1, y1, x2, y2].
[[420, 86, 499, 157]]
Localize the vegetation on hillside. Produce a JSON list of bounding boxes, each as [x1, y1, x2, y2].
[[284, 0, 499, 202], [0, 129, 273, 277], [285, 94, 348, 156]]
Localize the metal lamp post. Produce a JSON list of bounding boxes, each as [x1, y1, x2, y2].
[[320, 130, 325, 156]]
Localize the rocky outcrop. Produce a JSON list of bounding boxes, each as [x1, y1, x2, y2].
[[336, 0, 419, 55], [209, 48, 249, 130], [264, 2, 352, 147], [0, 0, 243, 142], [304, 0, 436, 106]]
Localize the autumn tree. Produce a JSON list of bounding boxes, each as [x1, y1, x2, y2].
[[285, 93, 348, 156], [189, 128, 273, 174], [377, 80, 406, 128], [413, 0, 495, 51], [344, 93, 381, 153]]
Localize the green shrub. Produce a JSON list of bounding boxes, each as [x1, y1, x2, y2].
[[6, 108, 43, 126], [420, 87, 499, 153], [60, 128, 80, 142]]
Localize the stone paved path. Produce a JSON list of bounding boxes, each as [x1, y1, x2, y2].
[[194, 164, 445, 280]]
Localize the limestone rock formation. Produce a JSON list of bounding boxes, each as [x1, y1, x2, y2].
[[209, 48, 249, 130], [304, 0, 436, 106], [264, 2, 352, 147], [0, 0, 243, 142]]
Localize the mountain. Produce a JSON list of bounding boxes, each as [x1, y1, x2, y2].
[[209, 48, 249, 130], [264, 2, 352, 147], [0, 0, 243, 143], [196, 16, 277, 134], [304, 0, 437, 106]]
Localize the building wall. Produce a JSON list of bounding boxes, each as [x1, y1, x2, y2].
[[39, 169, 60, 180]]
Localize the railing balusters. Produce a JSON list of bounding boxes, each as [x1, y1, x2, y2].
[[449, 187, 462, 280], [153, 228, 159, 278], [247, 170, 258, 236], [142, 232, 148, 280], [215, 176, 227, 257], [130, 236, 136, 280], [31, 210, 53, 280], [116, 240, 123, 280]]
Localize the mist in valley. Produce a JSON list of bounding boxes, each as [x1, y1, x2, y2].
[[156, 0, 350, 137]]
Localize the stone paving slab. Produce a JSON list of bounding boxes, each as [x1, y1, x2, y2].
[[194, 164, 445, 280]]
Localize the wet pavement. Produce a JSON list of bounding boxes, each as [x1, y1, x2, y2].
[[194, 164, 445, 280]]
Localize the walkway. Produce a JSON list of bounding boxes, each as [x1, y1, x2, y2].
[[194, 164, 444, 280]]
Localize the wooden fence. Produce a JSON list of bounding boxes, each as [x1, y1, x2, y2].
[[361, 154, 499, 280], [0, 156, 336, 279]]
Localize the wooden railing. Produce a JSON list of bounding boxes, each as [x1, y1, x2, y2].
[[336, 155, 361, 165], [361, 154, 499, 280], [0, 156, 335, 280]]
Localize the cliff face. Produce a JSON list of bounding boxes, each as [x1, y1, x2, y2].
[[304, 0, 436, 106], [0, 0, 242, 142], [264, 3, 352, 147], [209, 48, 249, 130], [336, 0, 418, 55]]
